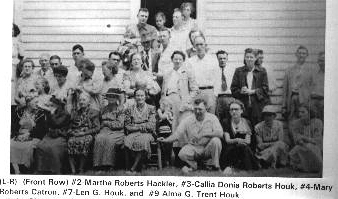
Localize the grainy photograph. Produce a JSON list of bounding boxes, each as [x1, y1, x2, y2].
[[11, 0, 325, 177]]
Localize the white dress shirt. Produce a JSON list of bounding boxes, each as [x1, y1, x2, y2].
[[188, 53, 219, 95], [214, 66, 232, 96]]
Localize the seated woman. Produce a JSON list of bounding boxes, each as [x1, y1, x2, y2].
[[93, 88, 126, 171], [220, 99, 259, 174], [35, 96, 71, 174], [255, 105, 289, 169], [123, 52, 160, 106], [67, 91, 100, 174], [289, 104, 323, 173], [124, 88, 156, 174], [10, 78, 49, 174]]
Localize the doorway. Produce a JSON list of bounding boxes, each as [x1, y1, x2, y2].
[[141, 0, 197, 28]]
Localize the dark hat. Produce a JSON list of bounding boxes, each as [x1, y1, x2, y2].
[[104, 88, 125, 98], [262, 105, 277, 116]]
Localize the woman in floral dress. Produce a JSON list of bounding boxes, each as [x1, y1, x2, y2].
[[124, 88, 156, 174], [67, 91, 100, 174]]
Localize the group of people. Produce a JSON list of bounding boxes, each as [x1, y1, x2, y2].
[[10, 2, 324, 175]]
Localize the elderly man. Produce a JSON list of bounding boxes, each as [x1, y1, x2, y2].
[[123, 8, 157, 47], [282, 45, 315, 120], [188, 36, 219, 114], [35, 53, 53, 79], [158, 97, 223, 173]]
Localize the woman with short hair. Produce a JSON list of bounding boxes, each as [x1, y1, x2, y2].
[[124, 88, 156, 174], [289, 104, 323, 173], [220, 99, 259, 174], [67, 91, 100, 174]]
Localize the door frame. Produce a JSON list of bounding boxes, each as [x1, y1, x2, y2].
[[130, 0, 206, 29]]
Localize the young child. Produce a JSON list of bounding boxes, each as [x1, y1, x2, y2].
[[157, 97, 173, 167]]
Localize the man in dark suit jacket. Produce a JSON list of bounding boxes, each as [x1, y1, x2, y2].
[[140, 33, 161, 73]]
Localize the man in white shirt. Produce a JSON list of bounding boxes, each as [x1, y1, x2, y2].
[[214, 50, 235, 122], [158, 97, 223, 173], [67, 44, 84, 87], [157, 29, 176, 76], [35, 53, 53, 80], [188, 36, 219, 114]]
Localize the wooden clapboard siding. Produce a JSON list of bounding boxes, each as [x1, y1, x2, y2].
[[205, 0, 325, 116], [19, 0, 130, 67]]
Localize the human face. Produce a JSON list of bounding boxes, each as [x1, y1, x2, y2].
[[244, 52, 256, 67], [295, 48, 308, 64], [78, 93, 90, 108], [107, 96, 119, 105], [39, 55, 49, 69], [298, 107, 309, 120], [131, 54, 142, 69], [102, 64, 111, 78], [72, 48, 84, 61], [172, 11, 183, 27], [217, 53, 228, 67], [81, 68, 93, 80], [256, 53, 264, 66], [263, 113, 274, 124], [22, 62, 33, 76], [159, 30, 170, 45], [172, 53, 184, 68], [182, 6, 192, 18], [229, 103, 243, 120], [190, 31, 201, 45], [194, 102, 206, 121], [317, 53, 325, 69], [54, 73, 66, 86], [135, 89, 146, 105], [109, 54, 121, 66], [194, 36, 206, 56], [35, 79, 44, 93], [50, 58, 61, 68], [156, 16, 165, 29], [142, 40, 152, 51], [137, 11, 149, 24]]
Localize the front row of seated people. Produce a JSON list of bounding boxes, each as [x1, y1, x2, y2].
[[11, 76, 322, 174]]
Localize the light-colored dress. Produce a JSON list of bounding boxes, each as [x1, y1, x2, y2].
[[255, 120, 289, 168], [93, 106, 125, 167], [10, 108, 47, 168], [67, 107, 100, 156], [124, 103, 156, 157], [12, 37, 25, 105], [289, 118, 323, 172]]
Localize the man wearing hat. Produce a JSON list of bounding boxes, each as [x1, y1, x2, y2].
[[254, 105, 288, 168]]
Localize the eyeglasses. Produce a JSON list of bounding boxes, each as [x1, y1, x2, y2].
[[230, 108, 241, 111]]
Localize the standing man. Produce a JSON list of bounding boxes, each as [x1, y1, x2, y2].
[[214, 50, 234, 122], [158, 97, 223, 173], [67, 44, 85, 87], [123, 8, 158, 48], [282, 45, 315, 120], [49, 55, 62, 69], [140, 33, 161, 73], [310, 51, 325, 120], [188, 36, 219, 114], [157, 29, 176, 76]]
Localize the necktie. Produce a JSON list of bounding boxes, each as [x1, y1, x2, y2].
[[144, 51, 150, 70], [221, 67, 227, 91]]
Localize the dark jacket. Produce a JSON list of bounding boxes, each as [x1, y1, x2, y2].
[[230, 65, 270, 124]]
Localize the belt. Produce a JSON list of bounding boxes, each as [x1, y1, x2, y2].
[[199, 86, 213, 90]]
